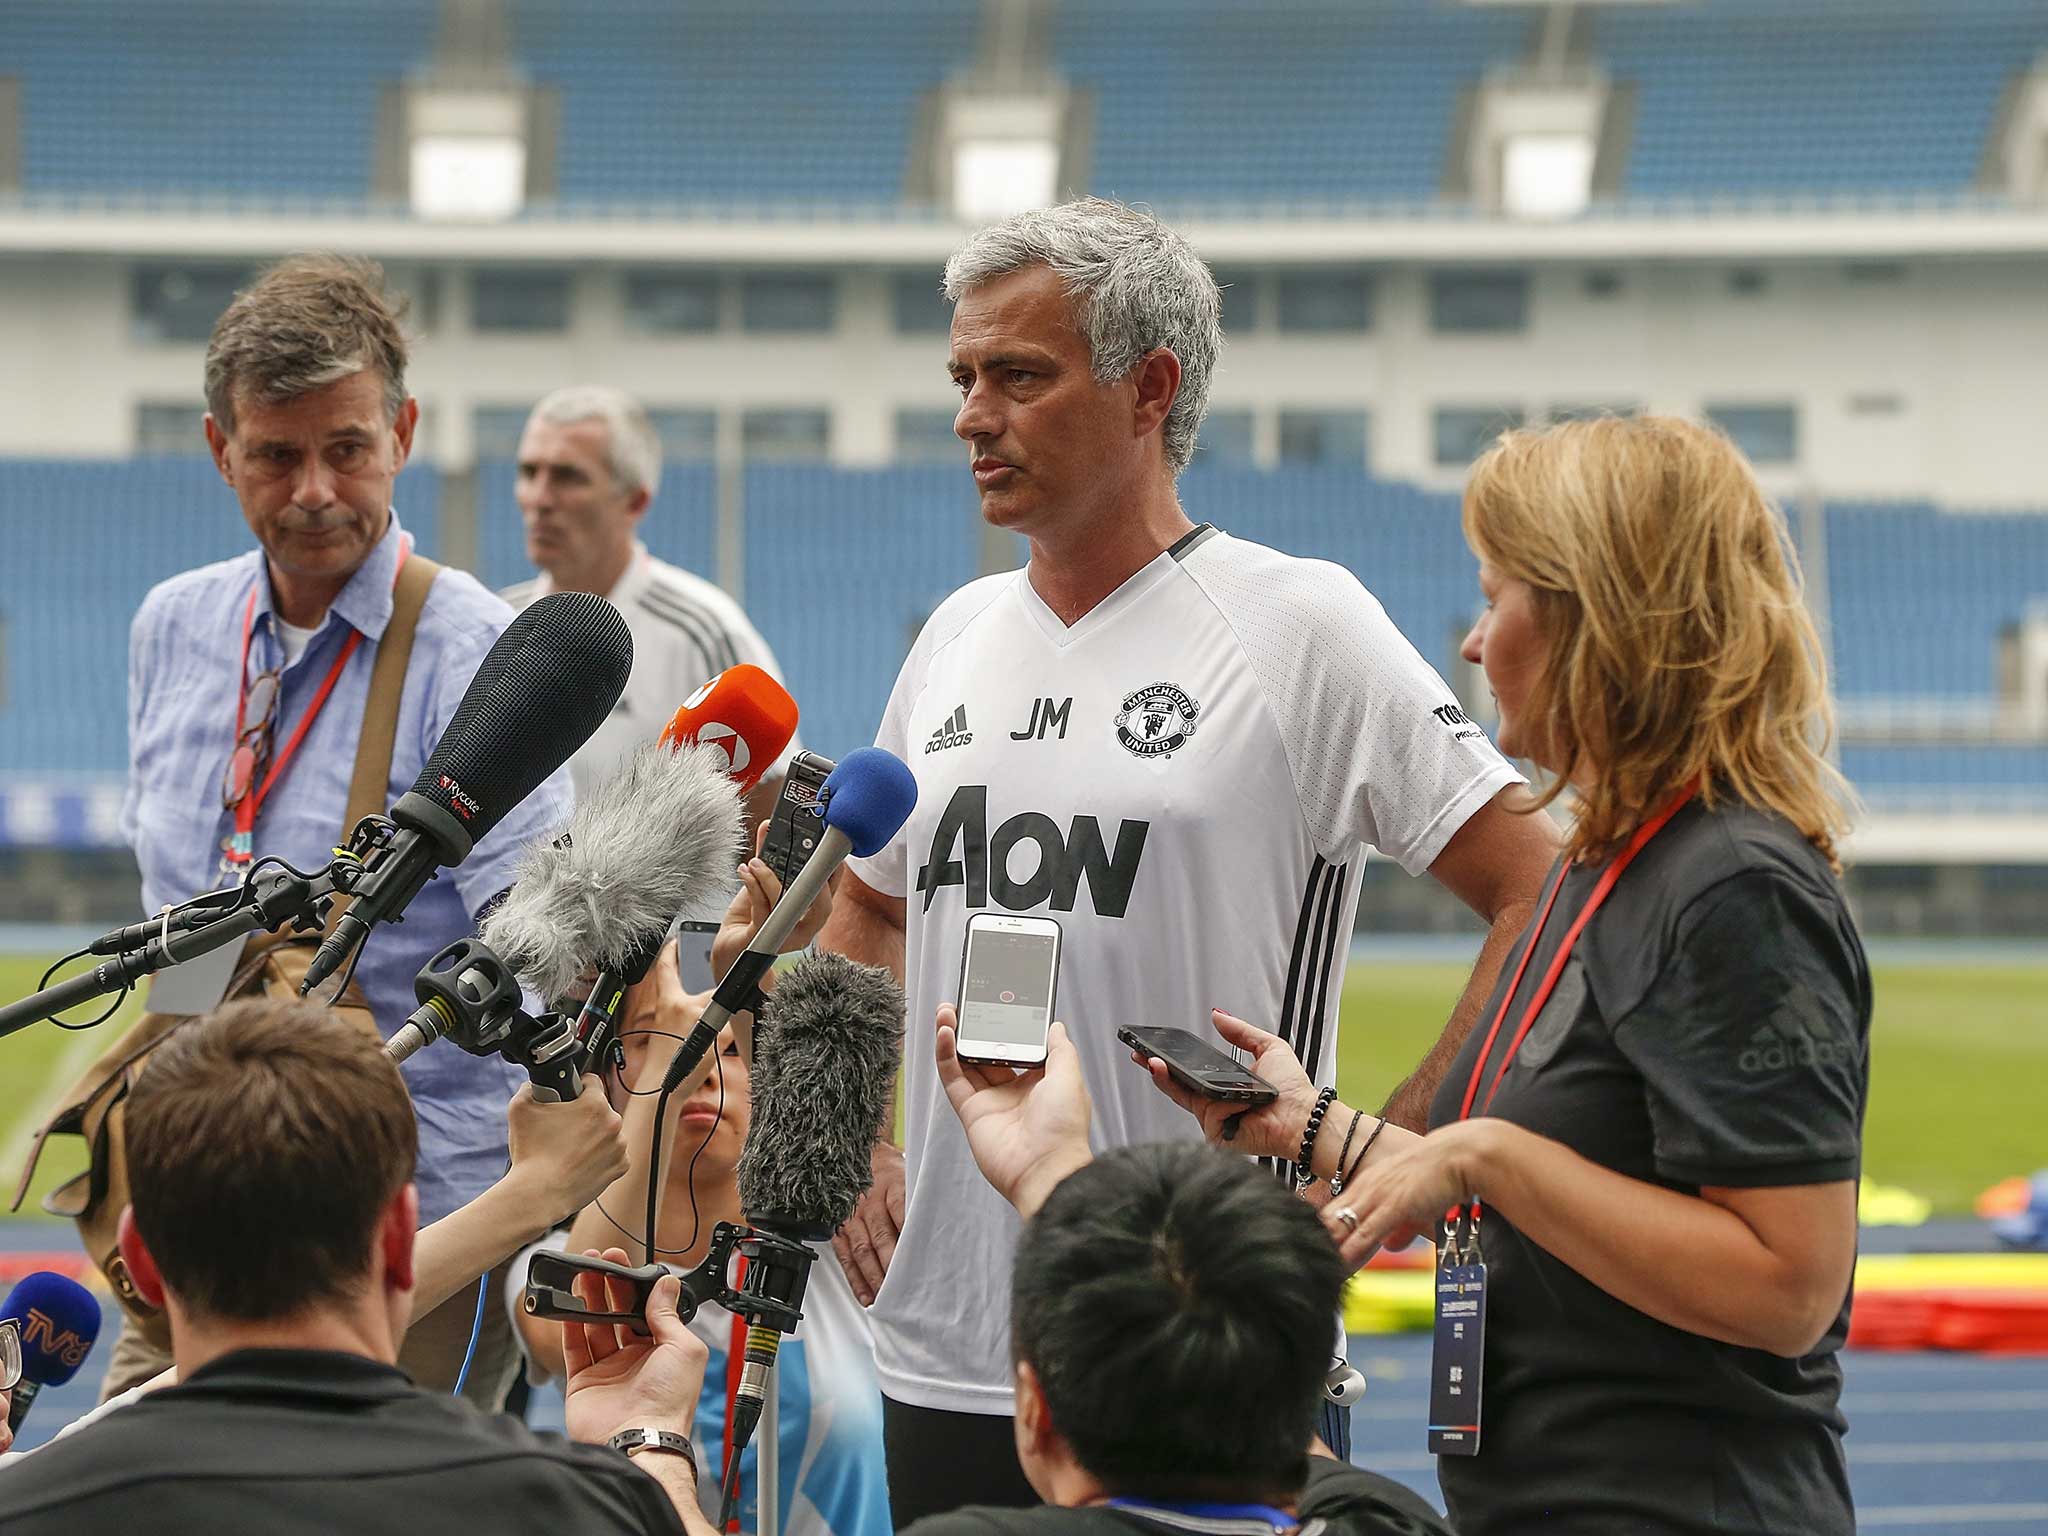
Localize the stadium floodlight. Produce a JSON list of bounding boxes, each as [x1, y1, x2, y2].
[[411, 135, 527, 222], [952, 138, 1059, 224], [1502, 133, 1594, 221]]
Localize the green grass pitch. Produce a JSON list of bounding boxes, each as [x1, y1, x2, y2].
[[0, 953, 2040, 1221]]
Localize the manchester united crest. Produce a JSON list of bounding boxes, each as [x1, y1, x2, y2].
[[1115, 683, 1201, 759]]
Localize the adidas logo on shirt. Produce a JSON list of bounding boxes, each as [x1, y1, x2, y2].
[[925, 705, 974, 755], [1738, 1017, 1849, 1074]]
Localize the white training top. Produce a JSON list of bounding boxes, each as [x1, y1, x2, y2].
[[846, 525, 1521, 1414], [504, 542, 801, 806]]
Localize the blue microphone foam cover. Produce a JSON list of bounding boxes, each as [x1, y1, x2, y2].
[[821, 748, 918, 858], [3, 1270, 103, 1386]]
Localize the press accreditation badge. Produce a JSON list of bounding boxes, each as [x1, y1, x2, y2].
[[1428, 1260, 1487, 1457]]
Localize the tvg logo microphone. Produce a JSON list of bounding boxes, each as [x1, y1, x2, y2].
[[23, 1306, 93, 1368]]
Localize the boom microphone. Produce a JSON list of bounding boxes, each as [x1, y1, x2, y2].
[[737, 952, 904, 1240], [658, 663, 800, 793], [300, 592, 633, 997], [479, 739, 746, 1002], [715, 953, 902, 1521], [4, 1271, 102, 1434]]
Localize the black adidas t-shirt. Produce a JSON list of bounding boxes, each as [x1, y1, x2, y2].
[[901, 1456, 1453, 1536], [1426, 800, 1869, 1536]]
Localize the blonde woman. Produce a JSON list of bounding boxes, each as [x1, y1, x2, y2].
[[1144, 416, 1866, 1535]]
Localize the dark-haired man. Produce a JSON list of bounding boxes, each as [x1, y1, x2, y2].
[[914, 1011, 1452, 1536], [0, 1000, 715, 1534], [115, 252, 573, 1399]]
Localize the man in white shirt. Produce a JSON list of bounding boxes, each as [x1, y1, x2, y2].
[[502, 386, 800, 983], [816, 197, 1560, 1524], [502, 385, 798, 815]]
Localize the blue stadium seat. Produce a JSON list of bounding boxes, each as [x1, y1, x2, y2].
[[0, 459, 440, 776], [1824, 501, 2048, 702], [739, 465, 984, 759], [0, 0, 427, 199], [1840, 744, 2048, 812], [1054, 0, 1527, 207], [1178, 465, 1477, 682], [1597, 0, 2048, 200], [508, 0, 980, 209]]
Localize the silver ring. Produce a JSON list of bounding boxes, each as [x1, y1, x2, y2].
[[1332, 1208, 1359, 1231]]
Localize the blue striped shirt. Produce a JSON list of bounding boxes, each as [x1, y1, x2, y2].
[[121, 513, 575, 1225]]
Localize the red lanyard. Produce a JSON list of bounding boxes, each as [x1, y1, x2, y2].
[[1447, 782, 1698, 1229], [225, 544, 409, 864]]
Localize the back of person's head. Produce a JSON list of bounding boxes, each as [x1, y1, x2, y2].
[[1011, 1143, 1344, 1501], [203, 252, 411, 435], [942, 196, 1221, 476], [528, 384, 664, 502], [1463, 413, 1852, 868], [126, 999, 417, 1321]]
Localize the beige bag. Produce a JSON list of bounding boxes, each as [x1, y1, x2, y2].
[[7, 555, 439, 1348]]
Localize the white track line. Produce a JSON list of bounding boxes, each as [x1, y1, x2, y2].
[[1853, 1441, 2048, 1464], [1849, 1390, 2048, 1414], [0, 1017, 115, 1197], [1858, 1504, 2048, 1527]]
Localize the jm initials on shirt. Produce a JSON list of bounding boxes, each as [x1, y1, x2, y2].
[[914, 783, 1149, 917]]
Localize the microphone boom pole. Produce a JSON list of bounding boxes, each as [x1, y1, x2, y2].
[[0, 862, 345, 1040]]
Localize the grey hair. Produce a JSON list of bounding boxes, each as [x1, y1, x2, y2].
[[529, 384, 663, 501], [942, 197, 1222, 475]]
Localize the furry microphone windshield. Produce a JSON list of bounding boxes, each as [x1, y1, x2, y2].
[[738, 952, 905, 1239], [480, 740, 745, 1001]]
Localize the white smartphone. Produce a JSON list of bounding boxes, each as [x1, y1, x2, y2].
[[954, 912, 1063, 1067]]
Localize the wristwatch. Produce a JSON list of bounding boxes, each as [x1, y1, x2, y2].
[[607, 1426, 697, 1465]]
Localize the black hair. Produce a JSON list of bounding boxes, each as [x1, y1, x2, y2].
[[1011, 1142, 1346, 1500]]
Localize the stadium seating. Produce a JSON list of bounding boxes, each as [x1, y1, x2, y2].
[[0, 459, 440, 779], [739, 465, 985, 760], [1178, 465, 1477, 684], [3, 458, 2043, 841], [508, 0, 980, 209], [8, 0, 2047, 210], [1825, 502, 2048, 703], [1596, 0, 2048, 201], [1054, 0, 1529, 207], [0, 0, 425, 201]]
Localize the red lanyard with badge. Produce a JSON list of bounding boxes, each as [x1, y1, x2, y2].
[[220, 545, 409, 879], [1427, 782, 1697, 1458]]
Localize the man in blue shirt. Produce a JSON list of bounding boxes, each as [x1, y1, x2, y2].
[[115, 254, 574, 1403]]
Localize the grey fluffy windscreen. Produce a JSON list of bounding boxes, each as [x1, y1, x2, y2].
[[738, 953, 905, 1238], [479, 741, 745, 999]]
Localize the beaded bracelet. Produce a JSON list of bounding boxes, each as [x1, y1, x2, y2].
[[1295, 1086, 1337, 1189]]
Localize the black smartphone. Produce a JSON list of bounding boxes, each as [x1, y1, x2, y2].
[[1118, 1025, 1278, 1105]]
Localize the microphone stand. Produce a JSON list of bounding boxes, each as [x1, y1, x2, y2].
[[0, 861, 347, 1041]]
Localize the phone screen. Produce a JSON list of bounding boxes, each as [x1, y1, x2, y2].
[[958, 925, 1058, 1053]]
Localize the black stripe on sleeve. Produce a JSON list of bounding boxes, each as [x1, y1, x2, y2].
[[1298, 862, 1349, 1085], [1276, 855, 1329, 1063], [645, 583, 743, 672], [636, 592, 731, 677]]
